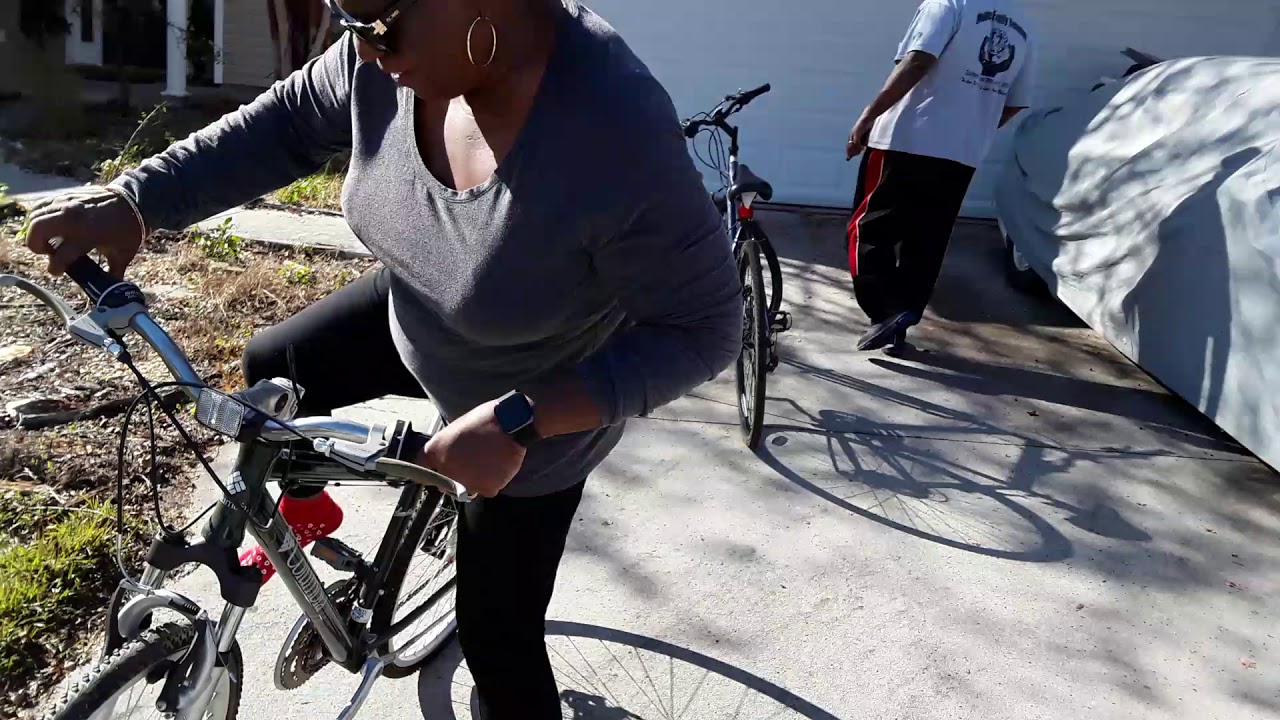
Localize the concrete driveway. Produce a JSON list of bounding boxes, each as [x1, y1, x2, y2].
[[150, 210, 1280, 719]]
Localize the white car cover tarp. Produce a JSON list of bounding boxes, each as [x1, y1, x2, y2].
[[995, 56, 1280, 468]]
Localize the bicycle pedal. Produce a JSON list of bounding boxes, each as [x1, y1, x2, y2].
[[770, 311, 792, 333], [311, 537, 366, 574]]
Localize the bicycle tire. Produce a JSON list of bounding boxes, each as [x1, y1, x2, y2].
[[371, 485, 460, 679], [736, 243, 769, 450], [759, 232, 784, 318], [43, 621, 241, 720]]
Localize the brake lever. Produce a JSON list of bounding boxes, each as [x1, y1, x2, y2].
[[311, 419, 474, 501], [0, 272, 131, 359], [0, 274, 77, 324]]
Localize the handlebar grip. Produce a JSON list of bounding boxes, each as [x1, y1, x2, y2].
[[64, 254, 116, 304], [741, 83, 771, 103], [682, 121, 701, 139], [63, 253, 145, 309]]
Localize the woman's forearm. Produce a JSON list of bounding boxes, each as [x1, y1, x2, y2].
[[527, 370, 605, 438], [111, 39, 357, 232]]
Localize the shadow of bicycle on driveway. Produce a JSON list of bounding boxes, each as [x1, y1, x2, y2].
[[417, 621, 841, 719], [758, 418, 1079, 563]]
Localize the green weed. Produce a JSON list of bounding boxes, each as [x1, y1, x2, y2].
[[279, 261, 315, 286], [191, 218, 246, 262]]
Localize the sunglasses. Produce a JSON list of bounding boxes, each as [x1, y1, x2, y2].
[[325, 0, 421, 54]]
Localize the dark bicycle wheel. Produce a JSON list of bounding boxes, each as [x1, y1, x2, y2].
[[736, 242, 769, 450], [370, 485, 460, 679], [44, 621, 241, 720], [760, 234, 784, 318]]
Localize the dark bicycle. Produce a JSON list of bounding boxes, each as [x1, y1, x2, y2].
[[682, 83, 791, 449], [3, 256, 469, 720]]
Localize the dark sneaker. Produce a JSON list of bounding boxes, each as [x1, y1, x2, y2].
[[882, 330, 912, 357], [858, 311, 917, 352]]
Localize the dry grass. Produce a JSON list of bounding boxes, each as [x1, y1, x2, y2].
[[0, 211, 375, 715]]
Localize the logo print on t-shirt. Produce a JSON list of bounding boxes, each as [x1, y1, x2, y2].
[[979, 28, 1015, 77]]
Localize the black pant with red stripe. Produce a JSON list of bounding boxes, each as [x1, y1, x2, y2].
[[846, 148, 976, 325]]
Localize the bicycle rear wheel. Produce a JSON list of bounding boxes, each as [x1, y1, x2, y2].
[[736, 242, 769, 450], [371, 486, 460, 678], [760, 234, 784, 318]]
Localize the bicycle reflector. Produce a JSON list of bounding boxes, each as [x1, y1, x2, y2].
[[196, 389, 246, 439]]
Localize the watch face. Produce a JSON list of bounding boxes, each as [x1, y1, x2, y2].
[[495, 392, 535, 432]]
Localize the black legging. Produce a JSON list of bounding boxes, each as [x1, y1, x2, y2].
[[241, 266, 424, 499], [242, 266, 578, 718]]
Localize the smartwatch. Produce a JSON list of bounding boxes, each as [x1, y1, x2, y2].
[[494, 391, 540, 447]]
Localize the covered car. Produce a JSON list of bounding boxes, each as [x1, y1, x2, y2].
[[995, 56, 1280, 468]]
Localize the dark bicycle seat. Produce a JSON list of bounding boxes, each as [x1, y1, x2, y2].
[[729, 164, 773, 203]]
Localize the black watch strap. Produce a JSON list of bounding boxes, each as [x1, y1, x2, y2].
[[510, 419, 540, 448]]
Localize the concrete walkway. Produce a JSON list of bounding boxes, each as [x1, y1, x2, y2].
[[0, 162, 85, 205], [174, 210, 1278, 720], [16, 166, 1280, 718]]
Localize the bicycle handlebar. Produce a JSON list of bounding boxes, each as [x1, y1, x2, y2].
[[735, 83, 772, 106], [65, 254, 142, 308], [11, 250, 471, 500], [682, 82, 771, 138]]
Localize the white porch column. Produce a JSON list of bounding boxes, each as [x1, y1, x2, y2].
[[164, 0, 189, 98], [213, 0, 225, 85]]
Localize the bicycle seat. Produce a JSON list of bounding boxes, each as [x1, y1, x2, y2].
[[729, 164, 773, 203], [732, 163, 768, 203]]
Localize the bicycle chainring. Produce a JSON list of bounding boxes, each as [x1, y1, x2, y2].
[[274, 578, 357, 690]]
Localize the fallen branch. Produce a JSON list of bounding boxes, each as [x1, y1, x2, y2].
[[16, 388, 186, 430]]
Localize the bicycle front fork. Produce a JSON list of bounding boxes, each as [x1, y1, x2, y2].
[[102, 560, 248, 720]]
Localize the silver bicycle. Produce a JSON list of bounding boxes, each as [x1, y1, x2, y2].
[[3, 253, 470, 720]]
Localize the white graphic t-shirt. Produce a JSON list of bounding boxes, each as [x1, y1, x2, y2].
[[868, 0, 1037, 168]]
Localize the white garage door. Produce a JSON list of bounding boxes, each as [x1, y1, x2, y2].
[[585, 0, 1280, 218]]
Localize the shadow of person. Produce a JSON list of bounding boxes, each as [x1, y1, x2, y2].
[[867, 351, 1245, 456], [1120, 148, 1260, 424], [560, 689, 644, 719], [1064, 503, 1153, 542]]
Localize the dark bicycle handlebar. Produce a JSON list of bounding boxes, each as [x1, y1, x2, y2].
[[54, 242, 147, 310], [682, 82, 771, 138], [47, 245, 471, 497]]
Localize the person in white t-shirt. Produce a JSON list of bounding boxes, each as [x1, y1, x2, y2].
[[844, 0, 1037, 354]]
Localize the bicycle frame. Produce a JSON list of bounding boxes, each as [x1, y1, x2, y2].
[[707, 114, 773, 266], [98, 400, 447, 720]]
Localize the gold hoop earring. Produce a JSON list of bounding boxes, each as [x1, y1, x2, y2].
[[467, 13, 498, 67]]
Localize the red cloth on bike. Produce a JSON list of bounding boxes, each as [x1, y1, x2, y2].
[[239, 490, 344, 583]]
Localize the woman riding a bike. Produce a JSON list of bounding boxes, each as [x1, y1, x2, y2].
[[23, 0, 741, 717]]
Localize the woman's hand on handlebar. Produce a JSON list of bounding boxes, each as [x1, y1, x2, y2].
[[415, 399, 525, 499], [24, 187, 144, 277]]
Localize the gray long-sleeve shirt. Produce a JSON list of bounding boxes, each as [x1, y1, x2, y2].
[[112, 2, 741, 496]]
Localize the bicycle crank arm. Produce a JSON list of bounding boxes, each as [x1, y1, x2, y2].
[[336, 654, 392, 720]]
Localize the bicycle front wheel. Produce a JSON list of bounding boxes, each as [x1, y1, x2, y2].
[[44, 621, 241, 720], [736, 243, 769, 450], [372, 486, 461, 678]]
